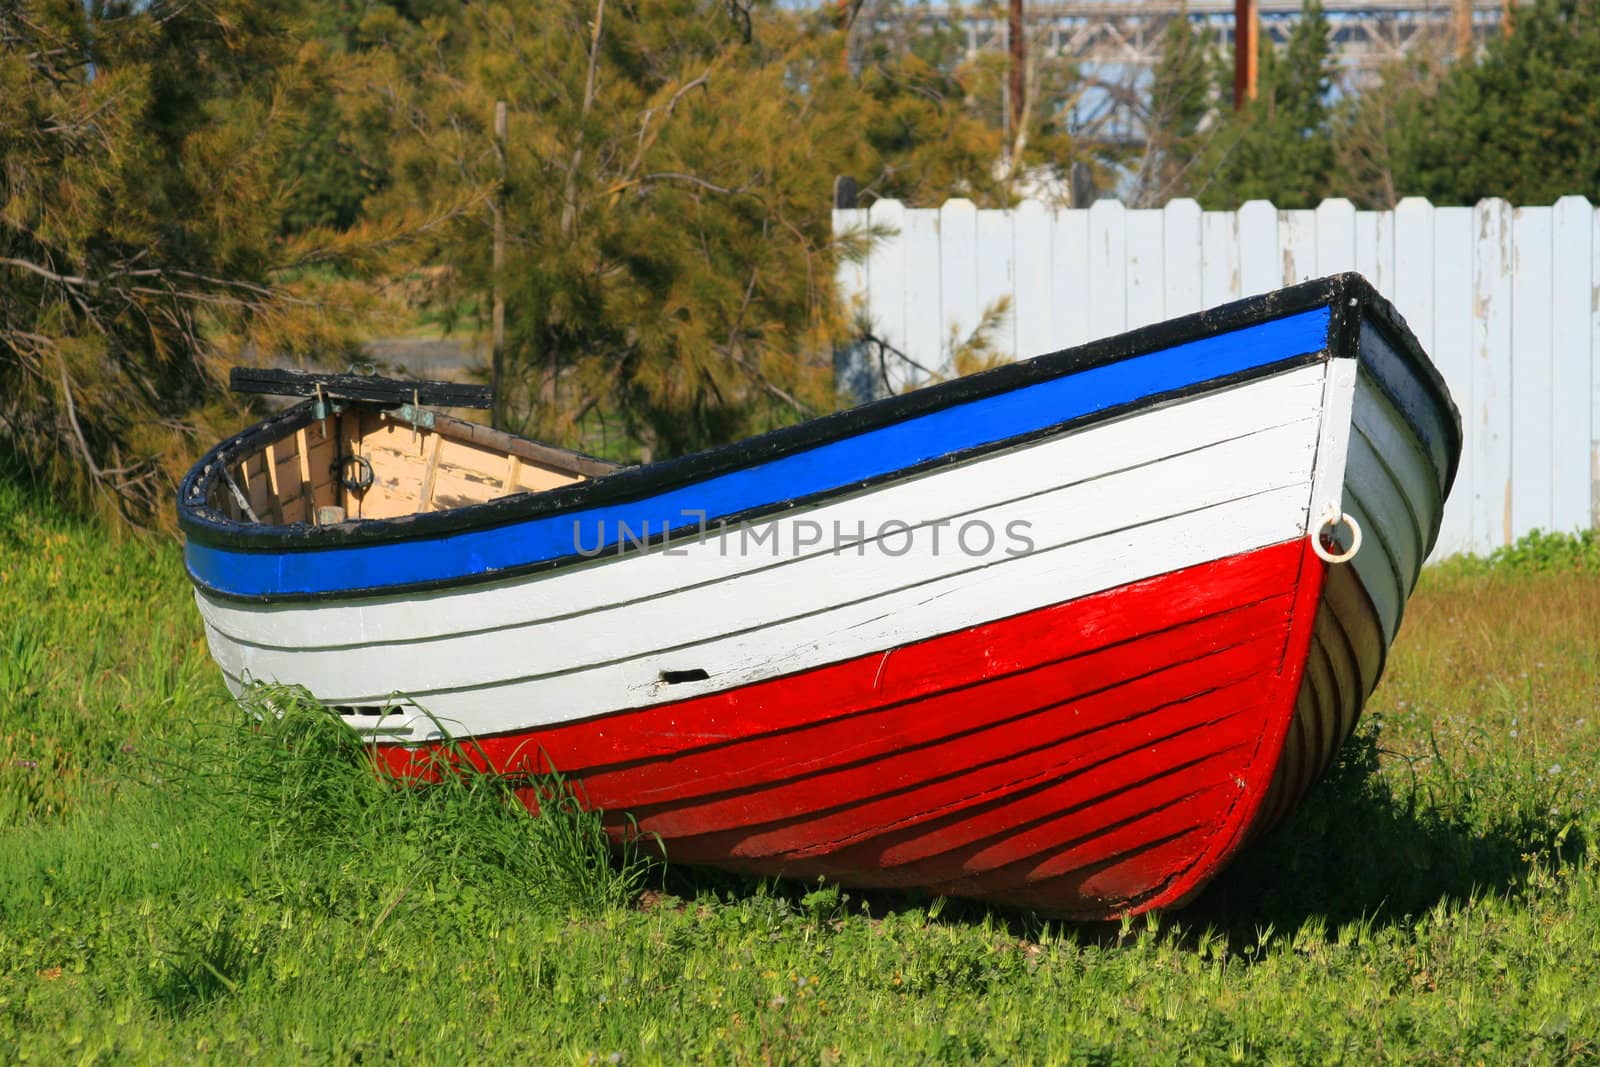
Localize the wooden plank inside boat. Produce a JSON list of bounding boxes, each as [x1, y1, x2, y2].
[[353, 409, 428, 520], [429, 436, 534, 511]]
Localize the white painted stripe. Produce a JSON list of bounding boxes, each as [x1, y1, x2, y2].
[[1310, 357, 1356, 526]]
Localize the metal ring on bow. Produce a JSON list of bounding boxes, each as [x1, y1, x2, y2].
[[1312, 511, 1362, 564]]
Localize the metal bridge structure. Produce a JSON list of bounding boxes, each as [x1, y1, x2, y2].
[[838, 0, 1515, 145], [861, 0, 1512, 86]]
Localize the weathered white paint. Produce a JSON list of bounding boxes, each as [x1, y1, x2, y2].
[[1593, 205, 1600, 532], [1280, 209, 1318, 286], [1471, 199, 1514, 552], [1162, 199, 1203, 320], [1200, 206, 1239, 311], [1431, 206, 1474, 558], [902, 207, 943, 394], [833, 196, 1600, 557], [1512, 206, 1554, 538], [1315, 200, 1356, 278], [1088, 200, 1127, 341], [1552, 197, 1594, 537], [977, 209, 1016, 359], [1126, 208, 1165, 329], [939, 199, 980, 386], [1238, 201, 1280, 298], [1013, 199, 1053, 359], [201, 365, 1346, 737]]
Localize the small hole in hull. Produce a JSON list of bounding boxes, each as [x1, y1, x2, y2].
[[659, 668, 710, 684]]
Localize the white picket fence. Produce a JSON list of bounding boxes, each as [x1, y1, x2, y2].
[[832, 196, 1600, 559]]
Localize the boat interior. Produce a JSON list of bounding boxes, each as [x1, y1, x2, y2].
[[209, 404, 620, 526]]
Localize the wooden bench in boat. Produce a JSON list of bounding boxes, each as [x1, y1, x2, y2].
[[214, 369, 619, 526]]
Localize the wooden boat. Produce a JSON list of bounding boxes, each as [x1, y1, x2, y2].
[[178, 273, 1460, 920]]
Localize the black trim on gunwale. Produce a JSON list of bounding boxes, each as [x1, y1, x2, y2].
[[179, 274, 1458, 558]]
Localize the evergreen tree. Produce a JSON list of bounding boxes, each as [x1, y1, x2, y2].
[[364, 0, 1029, 459], [1395, 0, 1600, 204], [1133, 11, 1218, 205], [1194, 0, 1337, 209], [0, 2, 439, 525], [363, 1, 846, 458], [1331, 53, 1440, 209]]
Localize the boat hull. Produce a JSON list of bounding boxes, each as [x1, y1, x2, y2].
[[178, 274, 1460, 919]]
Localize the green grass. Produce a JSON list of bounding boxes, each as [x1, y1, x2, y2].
[[3, 468, 1600, 1063]]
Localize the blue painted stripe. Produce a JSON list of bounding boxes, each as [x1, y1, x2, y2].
[[187, 307, 1330, 597]]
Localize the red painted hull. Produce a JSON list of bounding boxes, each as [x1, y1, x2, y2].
[[382, 538, 1334, 919]]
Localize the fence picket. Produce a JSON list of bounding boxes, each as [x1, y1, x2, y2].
[[1162, 199, 1204, 317], [1279, 209, 1318, 285], [1315, 199, 1357, 276], [1237, 201, 1278, 297], [1126, 208, 1165, 328], [1552, 197, 1594, 534], [866, 199, 907, 391], [902, 206, 943, 393], [1053, 208, 1091, 348], [976, 208, 1016, 363], [1393, 198, 1435, 356], [1088, 200, 1128, 340], [1013, 200, 1053, 360], [1431, 206, 1475, 559], [1512, 206, 1555, 534], [1201, 208, 1239, 308], [1472, 199, 1515, 549]]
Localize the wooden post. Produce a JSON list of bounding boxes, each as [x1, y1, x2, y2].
[[491, 99, 508, 431], [1233, 0, 1258, 109], [1453, 0, 1474, 58], [838, 0, 870, 74], [833, 175, 858, 210], [1008, 0, 1026, 149]]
